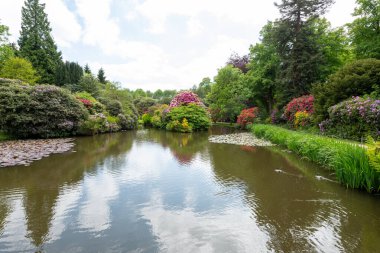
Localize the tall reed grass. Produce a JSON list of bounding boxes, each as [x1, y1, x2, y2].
[[252, 124, 380, 192]]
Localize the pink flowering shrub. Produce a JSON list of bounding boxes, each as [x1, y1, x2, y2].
[[319, 96, 380, 140], [78, 98, 93, 108], [169, 91, 204, 108], [284, 95, 314, 123], [237, 107, 259, 128]]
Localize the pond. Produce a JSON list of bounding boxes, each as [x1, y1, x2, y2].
[[0, 127, 379, 252]]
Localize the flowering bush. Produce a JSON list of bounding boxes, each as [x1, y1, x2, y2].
[[78, 98, 93, 108], [169, 91, 204, 108], [237, 107, 259, 128], [166, 104, 211, 131], [166, 118, 192, 133], [319, 97, 380, 140], [284, 95, 314, 123], [0, 84, 88, 138], [294, 111, 311, 128]]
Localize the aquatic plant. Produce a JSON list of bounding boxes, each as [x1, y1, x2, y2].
[[252, 124, 380, 192]]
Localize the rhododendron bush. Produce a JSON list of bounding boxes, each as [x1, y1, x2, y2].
[[284, 95, 314, 124], [237, 107, 259, 128], [169, 91, 204, 108], [319, 97, 380, 140]]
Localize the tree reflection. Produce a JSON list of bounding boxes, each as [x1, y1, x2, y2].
[[0, 132, 134, 248]]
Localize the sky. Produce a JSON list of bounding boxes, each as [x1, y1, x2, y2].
[[0, 0, 356, 91]]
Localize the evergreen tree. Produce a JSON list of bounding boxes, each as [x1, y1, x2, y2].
[[97, 68, 106, 84], [84, 64, 91, 74], [18, 0, 62, 84], [274, 0, 334, 100], [55, 61, 84, 86]]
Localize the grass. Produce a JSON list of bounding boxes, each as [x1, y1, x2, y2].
[[252, 124, 380, 193], [0, 131, 11, 141]]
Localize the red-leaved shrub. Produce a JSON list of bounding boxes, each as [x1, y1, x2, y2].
[[237, 107, 259, 128], [284, 95, 314, 122]]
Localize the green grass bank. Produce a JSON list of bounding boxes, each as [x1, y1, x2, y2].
[[251, 124, 380, 193]]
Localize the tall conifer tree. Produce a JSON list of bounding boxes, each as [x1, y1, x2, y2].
[[274, 0, 334, 100], [97, 68, 107, 84], [18, 0, 62, 84]]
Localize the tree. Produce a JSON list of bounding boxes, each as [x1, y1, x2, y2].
[[78, 74, 100, 97], [348, 0, 380, 59], [18, 0, 62, 84], [192, 77, 212, 100], [97, 68, 106, 84], [274, 0, 334, 100], [55, 61, 83, 86], [84, 64, 91, 74], [227, 53, 250, 73], [0, 57, 39, 84], [0, 21, 14, 70], [207, 65, 251, 122], [247, 22, 280, 114]]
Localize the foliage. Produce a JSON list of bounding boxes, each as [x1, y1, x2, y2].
[[169, 91, 204, 108], [283, 95, 314, 123], [103, 99, 123, 116], [227, 53, 250, 73], [319, 97, 380, 140], [84, 64, 91, 74], [78, 74, 100, 97], [75, 92, 105, 114], [190, 77, 212, 100], [166, 104, 211, 131], [79, 113, 109, 135], [312, 59, 380, 122], [0, 84, 88, 138], [207, 65, 251, 122], [252, 124, 380, 192], [273, 0, 334, 100], [294, 111, 312, 128], [0, 57, 39, 84], [134, 97, 157, 115], [0, 22, 14, 70], [348, 0, 380, 59], [55, 61, 83, 86], [97, 68, 106, 84], [237, 107, 259, 128], [142, 113, 152, 126], [366, 136, 380, 173], [18, 0, 62, 84], [117, 113, 136, 130], [166, 118, 193, 133]]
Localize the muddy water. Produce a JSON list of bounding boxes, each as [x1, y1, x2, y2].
[[0, 127, 379, 252]]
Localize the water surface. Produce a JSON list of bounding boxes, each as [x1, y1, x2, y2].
[[0, 127, 379, 252]]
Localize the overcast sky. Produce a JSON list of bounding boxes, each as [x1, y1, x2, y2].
[[0, 0, 356, 91]]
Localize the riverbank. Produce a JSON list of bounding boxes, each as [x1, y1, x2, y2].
[[251, 124, 380, 192], [0, 138, 75, 167]]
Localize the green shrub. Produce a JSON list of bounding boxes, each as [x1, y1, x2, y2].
[[252, 124, 380, 192], [117, 114, 135, 130], [142, 113, 152, 126], [151, 115, 163, 128], [0, 57, 39, 84], [319, 97, 380, 140], [133, 97, 157, 115], [0, 84, 88, 138], [166, 118, 193, 133], [79, 113, 108, 135], [166, 104, 211, 131], [312, 59, 380, 122], [104, 99, 123, 116]]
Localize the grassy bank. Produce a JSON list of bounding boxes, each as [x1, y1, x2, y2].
[[251, 124, 380, 193]]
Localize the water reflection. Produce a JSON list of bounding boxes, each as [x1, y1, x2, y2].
[[0, 128, 379, 252]]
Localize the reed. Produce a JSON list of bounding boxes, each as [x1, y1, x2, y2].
[[251, 124, 380, 192]]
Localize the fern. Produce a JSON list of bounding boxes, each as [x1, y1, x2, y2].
[[366, 136, 380, 172]]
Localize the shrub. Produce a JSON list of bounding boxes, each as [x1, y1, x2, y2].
[[151, 115, 163, 128], [312, 59, 380, 122], [166, 118, 193, 133], [166, 104, 211, 131], [105, 99, 123, 116], [142, 113, 152, 126], [283, 95, 314, 123], [169, 91, 204, 108], [0, 84, 88, 138], [319, 96, 380, 140], [79, 113, 108, 135], [0, 57, 39, 84], [117, 114, 135, 130], [294, 111, 312, 129], [237, 107, 259, 128], [76, 92, 105, 114], [252, 124, 380, 192], [133, 97, 157, 115]]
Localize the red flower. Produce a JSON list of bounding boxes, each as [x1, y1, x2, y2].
[[237, 107, 259, 128]]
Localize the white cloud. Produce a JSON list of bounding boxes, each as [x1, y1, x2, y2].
[[0, 0, 357, 91]]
